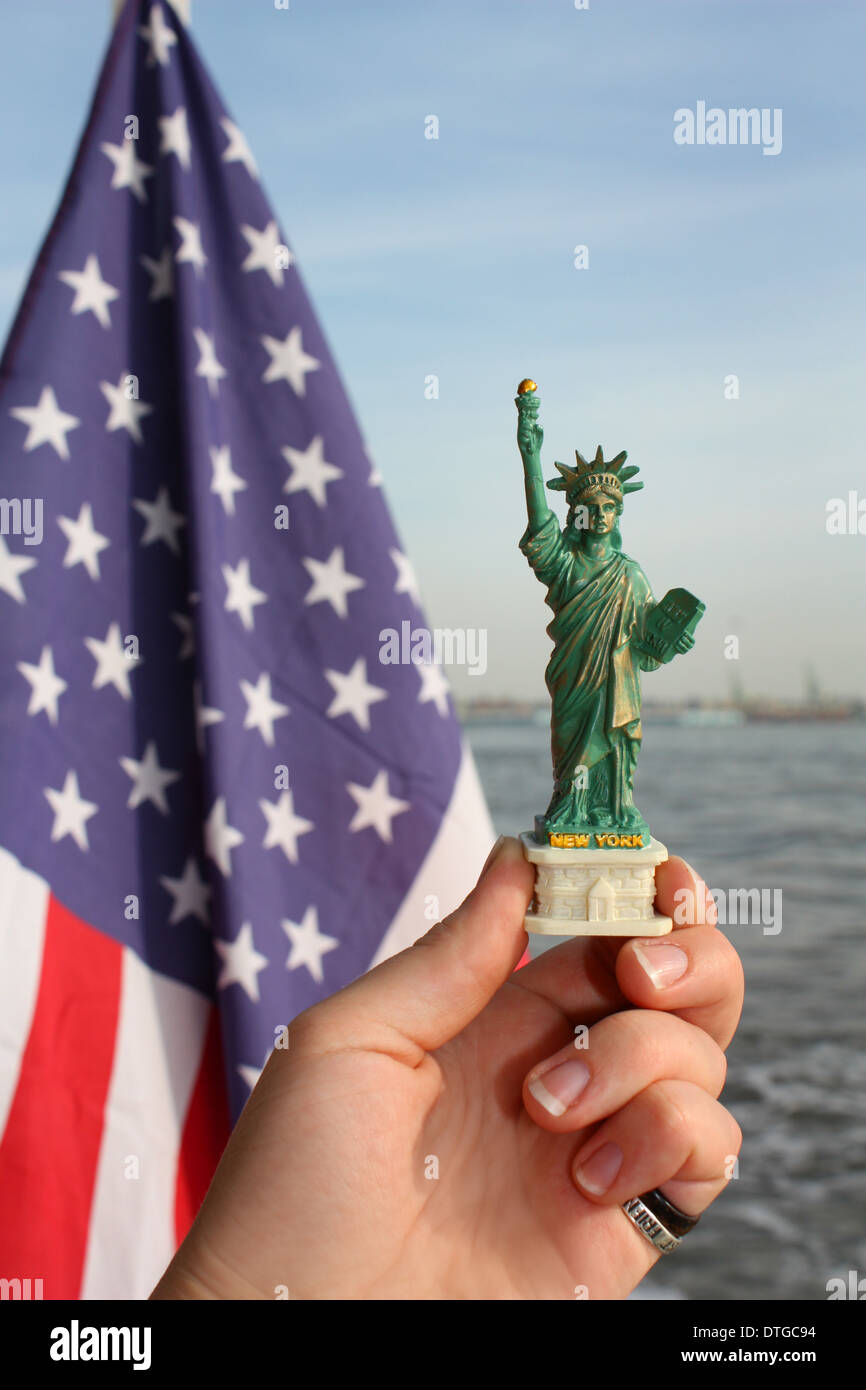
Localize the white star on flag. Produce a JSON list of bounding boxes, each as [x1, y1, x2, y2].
[[324, 657, 387, 731], [259, 789, 314, 864], [240, 672, 289, 746], [222, 557, 267, 630], [416, 658, 451, 717], [221, 117, 259, 180], [10, 385, 80, 459], [100, 139, 154, 203], [241, 220, 289, 286], [214, 922, 269, 1002], [302, 546, 364, 618], [17, 645, 67, 724], [44, 770, 98, 851], [391, 548, 422, 606], [281, 905, 339, 984], [173, 216, 207, 274], [100, 374, 154, 444], [0, 535, 37, 603], [204, 797, 244, 877], [160, 857, 212, 925], [347, 770, 410, 843], [158, 105, 191, 168], [57, 502, 110, 580], [281, 434, 343, 507], [120, 741, 181, 815], [237, 1055, 269, 1093], [261, 325, 320, 395], [193, 327, 227, 397], [140, 247, 174, 301], [58, 254, 119, 328], [138, 3, 178, 68], [133, 486, 186, 552], [84, 621, 141, 699], [209, 445, 247, 515]]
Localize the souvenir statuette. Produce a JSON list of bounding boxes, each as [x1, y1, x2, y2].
[[515, 379, 705, 936]]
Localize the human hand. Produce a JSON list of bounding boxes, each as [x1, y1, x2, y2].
[[150, 837, 743, 1301], [674, 632, 695, 654]]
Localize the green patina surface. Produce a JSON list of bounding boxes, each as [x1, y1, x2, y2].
[[515, 382, 705, 846]]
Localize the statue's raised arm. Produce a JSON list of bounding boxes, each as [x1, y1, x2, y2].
[[515, 380, 552, 534]]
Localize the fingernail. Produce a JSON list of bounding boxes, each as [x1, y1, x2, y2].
[[481, 835, 526, 877], [682, 860, 718, 925], [575, 1141, 623, 1194], [633, 941, 689, 990], [480, 835, 506, 875], [528, 1059, 590, 1116]]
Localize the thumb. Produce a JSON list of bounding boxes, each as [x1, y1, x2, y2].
[[297, 837, 533, 1058]]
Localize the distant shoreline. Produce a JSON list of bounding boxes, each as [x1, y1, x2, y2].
[[459, 703, 865, 727]]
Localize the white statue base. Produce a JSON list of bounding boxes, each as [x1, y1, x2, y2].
[[520, 831, 672, 936]]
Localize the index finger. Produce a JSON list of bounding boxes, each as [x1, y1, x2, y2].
[[613, 855, 745, 1049]]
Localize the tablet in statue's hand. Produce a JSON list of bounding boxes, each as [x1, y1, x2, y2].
[[637, 588, 706, 665]]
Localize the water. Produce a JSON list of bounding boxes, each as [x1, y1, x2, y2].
[[466, 719, 866, 1301]]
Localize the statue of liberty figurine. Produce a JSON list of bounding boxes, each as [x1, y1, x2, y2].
[[515, 380, 703, 847]]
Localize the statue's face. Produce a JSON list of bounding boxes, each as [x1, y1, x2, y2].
[[583, 492, 619, 535]]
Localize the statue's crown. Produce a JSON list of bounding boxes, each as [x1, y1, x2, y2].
[[547, 445, 643, 505]]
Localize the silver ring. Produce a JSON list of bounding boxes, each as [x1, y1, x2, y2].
[[621, 1195, 683, 1254]]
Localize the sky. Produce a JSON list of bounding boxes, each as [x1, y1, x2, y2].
[[0, 0, 863, 702]]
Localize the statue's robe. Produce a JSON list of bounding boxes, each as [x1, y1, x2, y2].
[[519, 512, 658, 830]]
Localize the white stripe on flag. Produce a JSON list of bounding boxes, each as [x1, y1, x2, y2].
[[80, 947, 211, 1300], [368, 742, 495, 966], [0, 844, 49, 1138]]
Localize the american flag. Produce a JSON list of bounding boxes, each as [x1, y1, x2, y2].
[[0, 0, 493, 1300]]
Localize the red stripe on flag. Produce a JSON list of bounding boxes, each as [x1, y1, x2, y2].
[[174, 1006, 231, 1247], [0, 893, 121, 1299]]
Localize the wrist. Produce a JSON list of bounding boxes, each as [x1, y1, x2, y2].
[[149, 1263, 221, 1301], [149, 1235, 269, 1301]]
